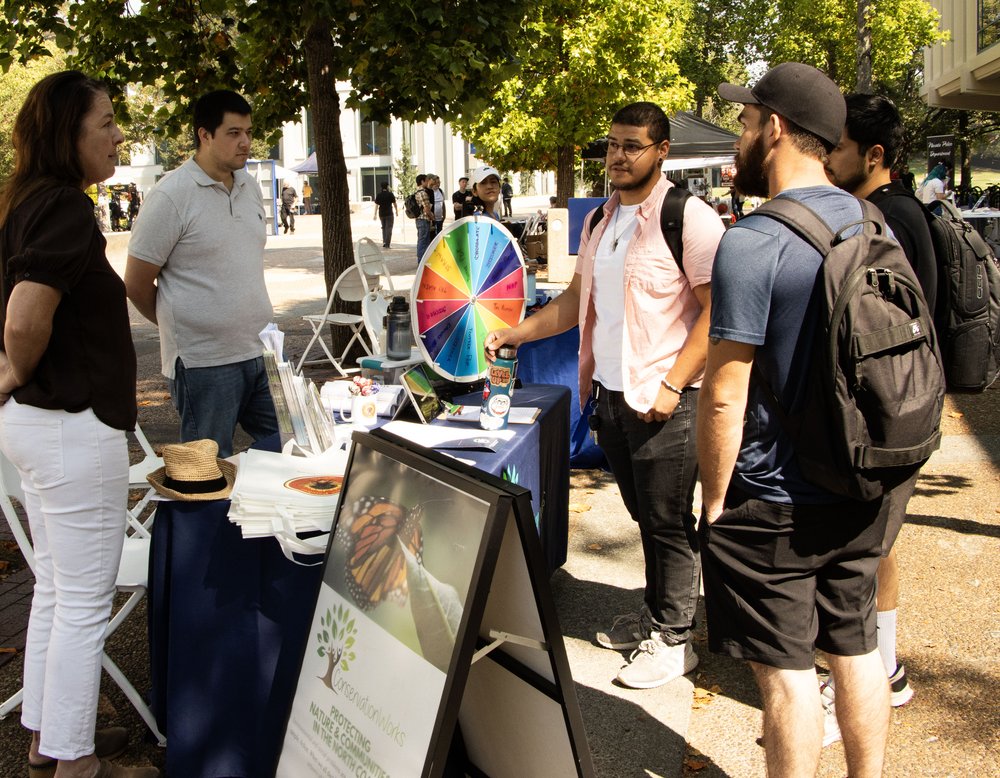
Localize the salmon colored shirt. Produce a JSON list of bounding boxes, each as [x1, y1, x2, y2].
[[574, 176, 725, 411]]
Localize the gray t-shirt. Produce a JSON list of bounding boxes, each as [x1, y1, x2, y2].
[[128, 158, 272, 379], [710, 186, 864, 504]]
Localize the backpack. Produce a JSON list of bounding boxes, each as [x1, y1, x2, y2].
[[753, 197, 944, 502], [403, 191, 422, 219], [920, 198, 1000, 391], [587, 187, 692, 270]]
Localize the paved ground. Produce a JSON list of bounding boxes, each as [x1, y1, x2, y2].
[[1, 204, 998, 777]]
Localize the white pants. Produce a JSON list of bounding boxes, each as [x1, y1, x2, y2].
[[0, 399, 126, 760]]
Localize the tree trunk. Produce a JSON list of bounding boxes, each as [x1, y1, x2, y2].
[[856, 0, 873, 92], [304, 21, 358, 361], [555, 143, 576, 207]]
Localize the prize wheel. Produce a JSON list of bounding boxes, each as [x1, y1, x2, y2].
[[411, 216, 527, 382]]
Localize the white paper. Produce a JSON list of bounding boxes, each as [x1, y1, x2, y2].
[[440, 405, 541, 425], [381, 420, 515, 449]]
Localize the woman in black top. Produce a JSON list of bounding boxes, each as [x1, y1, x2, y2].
[[0, 72, 157, 778]]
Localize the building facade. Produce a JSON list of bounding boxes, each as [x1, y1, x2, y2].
[[924, 0, 1000, 110]]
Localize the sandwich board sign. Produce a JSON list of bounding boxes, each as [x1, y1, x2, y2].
[[276, 428, 593, 777]]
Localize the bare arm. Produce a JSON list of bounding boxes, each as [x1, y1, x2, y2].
[[484, 273, 583, 357], [696, 337, 755, 522], [124, 255, 161, 324], [1, 280, 63, 396], [641, 282, 712, 422]]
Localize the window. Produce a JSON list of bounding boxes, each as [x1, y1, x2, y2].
[[360, 113, 390, 156], [361, 167, 392, 201], [979, 0, 1000, 51]]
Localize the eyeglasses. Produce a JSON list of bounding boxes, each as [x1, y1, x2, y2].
[[605, 138, 658, 159]]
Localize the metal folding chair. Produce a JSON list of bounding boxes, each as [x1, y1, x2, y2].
[[296, 265, 376, 375]]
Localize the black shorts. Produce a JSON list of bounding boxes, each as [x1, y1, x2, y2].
[[699, 475, 917, 670]]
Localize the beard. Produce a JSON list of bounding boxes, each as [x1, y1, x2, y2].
[[826, 164, 866, 196], [612, 157, 661, 192], [733, 131, 770, 198]]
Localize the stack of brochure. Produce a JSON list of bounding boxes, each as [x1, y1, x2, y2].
[[262, 351, 337, 454], [228, 448, 348, 541]]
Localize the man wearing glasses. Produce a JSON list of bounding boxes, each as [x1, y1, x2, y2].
[[485, 102, 724, 688]]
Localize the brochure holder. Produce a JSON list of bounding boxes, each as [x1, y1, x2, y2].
[[275, 428, 593, 777]]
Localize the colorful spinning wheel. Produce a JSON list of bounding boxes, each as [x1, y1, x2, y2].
[[411, 216, 527, 382]]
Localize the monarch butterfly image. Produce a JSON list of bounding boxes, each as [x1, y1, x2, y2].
[[335, 496, 425, 611]]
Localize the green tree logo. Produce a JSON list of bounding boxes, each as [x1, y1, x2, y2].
[[316, 604, 358, 690]]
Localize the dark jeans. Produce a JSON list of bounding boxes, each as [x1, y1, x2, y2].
[[168, 356, 279, 458], [379, 213, 394, 247], [280, 205, 295, 233], [593, 383, 700, 645]]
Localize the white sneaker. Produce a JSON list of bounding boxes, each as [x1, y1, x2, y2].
[[616, 635, 698, 689], [820, 678, 842, 747]]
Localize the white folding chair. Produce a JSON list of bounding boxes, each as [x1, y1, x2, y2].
[[0, 452, 167, 746], [360, 292, 389, 355], [354, 237, 396, 296], [126, 424, 162, 532], [296, 265, 376, 375]]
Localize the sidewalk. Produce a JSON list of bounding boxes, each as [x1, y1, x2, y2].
[[1, 207, 997, 776]]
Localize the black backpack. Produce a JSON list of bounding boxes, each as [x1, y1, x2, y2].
[[920, 199, 1000, 391], [403, 191, 421, 219], [753, 198, 944, 502], [587, 187, 692, 269]]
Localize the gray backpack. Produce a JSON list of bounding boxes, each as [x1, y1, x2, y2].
[[753, 198, 944, 501]]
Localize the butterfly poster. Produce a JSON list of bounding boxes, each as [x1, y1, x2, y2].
[[277, 429, 593, 778]]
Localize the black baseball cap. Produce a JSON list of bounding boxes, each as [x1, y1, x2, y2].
[[718, 62, 846, 147]]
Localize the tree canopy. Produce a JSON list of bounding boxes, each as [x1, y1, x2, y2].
[[455, 0, 693, 204], [2, 0, 530, 298], [0, 46, 64, 178]]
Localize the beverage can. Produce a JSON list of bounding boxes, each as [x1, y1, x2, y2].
[[480, 346, 517, 430]]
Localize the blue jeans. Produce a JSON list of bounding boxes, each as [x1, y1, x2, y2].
[[168, 356, 279, 457], [416, 218, 432, 261], [592, 384, 700, 645]]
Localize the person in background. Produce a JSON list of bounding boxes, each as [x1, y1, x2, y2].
[[452, 176, 471, 222], [823, 93, 935, 736], [279, 181, 297, 234], [462, 166, 504, 220], [0, 69, 159, 778], [918, 163, 949, 204], [302, 179, 313, 214], [126, 183, 141, 230], [428, 174, 446, 236], [899, 164, 916, 193], [501, 177, 514, 217], [125, 89, 278, 458], [413, 173, 433, 261], [373, 181, 397, 249]]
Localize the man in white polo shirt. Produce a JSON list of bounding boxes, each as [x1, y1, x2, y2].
[[125, 90, 277, 457]]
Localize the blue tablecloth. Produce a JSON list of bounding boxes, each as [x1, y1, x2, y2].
[[146, 383, 570, 778], [517, 327, 606, 469]]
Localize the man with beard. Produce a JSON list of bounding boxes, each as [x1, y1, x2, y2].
[[821, 92, 931, 730], [698, 63, 919, 776], [484, 102, 724, 689]]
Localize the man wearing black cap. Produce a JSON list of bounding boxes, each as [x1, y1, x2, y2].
[[697, 63, 917, 776]]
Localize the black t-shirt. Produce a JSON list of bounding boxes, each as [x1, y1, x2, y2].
[[452, 189, 472, 214], [374, 189, 396, 217], [1, 187, 137, 430], [867, 181, 938, 316]]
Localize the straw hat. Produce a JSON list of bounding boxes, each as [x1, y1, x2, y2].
[[147, 439, 237, 501]]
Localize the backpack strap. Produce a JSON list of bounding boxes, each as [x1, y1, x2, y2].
[[751, 197, 837, 256], [660, 187, 691, 273], [584, 186, 691, 272]]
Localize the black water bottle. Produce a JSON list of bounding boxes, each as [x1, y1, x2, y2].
[[385, 296, 412, 360]]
